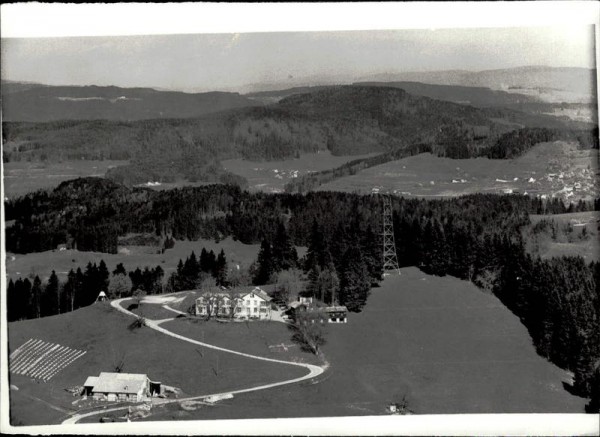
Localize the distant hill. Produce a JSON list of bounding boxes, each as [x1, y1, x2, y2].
[[246, 82, 539, 107], [351, 81, 539, 107], [3, 85, 592, 185], [356, 66, 597, 103], [246, 86, 332, 104], [1, 82, 261, 122]]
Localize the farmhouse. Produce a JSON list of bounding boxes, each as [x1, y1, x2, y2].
[[195, 286, 272, 320], [288, 297, 348, 323], [82, 372, 161, 402], [325, 305, 348, 323]]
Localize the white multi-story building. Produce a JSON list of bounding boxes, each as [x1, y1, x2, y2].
[[195, 287, 272, 320]]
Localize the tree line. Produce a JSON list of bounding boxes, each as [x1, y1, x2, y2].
[[166, 248, 228, 292], [5, 179, 595, 255]]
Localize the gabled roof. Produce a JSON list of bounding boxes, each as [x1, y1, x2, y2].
[[90, 372, 147, 394], [196, 287, 272, 302], [326, 306, 348, 313], [241, 287, 272, 302], [83, 376, 99, 387]]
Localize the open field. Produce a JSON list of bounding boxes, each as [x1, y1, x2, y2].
[[133, 180, 217, 191], [318, 142, 598, 203], [162, 317, 321, 366], [7, 302, 307, 426], [3, 160, 128, 199], [527, 211, 599, 261], [147, 267, 587, 421], [222, 151, 378, 193], [124, 294, 321, 366], [5, 238, 262, 283]]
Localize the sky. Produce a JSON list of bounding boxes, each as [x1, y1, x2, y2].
[[1, 26, 596, 93]]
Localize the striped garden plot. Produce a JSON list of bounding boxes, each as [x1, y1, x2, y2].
[[9, 339, 86, 381]]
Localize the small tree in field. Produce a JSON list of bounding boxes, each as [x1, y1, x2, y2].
[[290, 309, 327, 355], [133, 288, 146, 306]]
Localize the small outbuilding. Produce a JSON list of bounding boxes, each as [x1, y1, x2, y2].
[[325, 305, 348, 323], [97, 291, 108, 302], [82, 372, 160, 402]]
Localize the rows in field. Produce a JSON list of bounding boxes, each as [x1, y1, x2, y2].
[[9, 338, 86, 381]]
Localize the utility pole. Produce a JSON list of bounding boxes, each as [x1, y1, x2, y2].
[[382, 194, 401, 275]]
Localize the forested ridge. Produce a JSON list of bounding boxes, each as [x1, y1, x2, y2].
[[4, 86, 595, 186]]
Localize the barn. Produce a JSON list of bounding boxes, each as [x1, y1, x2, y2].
[[82, 372, 161, 402]]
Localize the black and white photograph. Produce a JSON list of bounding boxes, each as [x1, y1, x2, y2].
[[1, 3, 599, 435]]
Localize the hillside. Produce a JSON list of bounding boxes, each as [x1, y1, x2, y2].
[[1, 82, 261, 122], [247, 82, 539, 107], [147, 268, 587, 421], [4, 85, 589, 186], [7, 302, 307, 425]]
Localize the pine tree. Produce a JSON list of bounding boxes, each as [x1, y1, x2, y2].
[[7, 279, 17, 322], [73, 268, 85, 309], [42, 270, 60, 317], [19, 278, 32, 321], [98, 260, 110, 292], [272, 222, 298, 271], [254, 239, 274, 285], [305, 220, 330, 272], [113, 263, 127, 276], [361, 225, 383, 284], [182, 252, 201, 289], [339, 247, 371, 312], [31, 276, 43, 319], [200, 248, 212, 273], [214, 249, 228, 286]]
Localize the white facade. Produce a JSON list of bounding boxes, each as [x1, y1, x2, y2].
[[195, 287, 272, 320]]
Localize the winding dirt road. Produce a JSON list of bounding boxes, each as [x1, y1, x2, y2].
[[61, 297, 325, 424]]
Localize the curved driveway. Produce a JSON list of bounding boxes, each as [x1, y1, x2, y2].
[[62, 297, 325, 424]]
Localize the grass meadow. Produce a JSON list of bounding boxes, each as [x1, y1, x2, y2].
[[3, 160, 128, 199], [222, 151, 378, 193], [527, 211, 599, 261], [7, 302, 307, 425], [6, 238, 263, 283], [317, 142, 598, 202], [147, 267, 587, 421]]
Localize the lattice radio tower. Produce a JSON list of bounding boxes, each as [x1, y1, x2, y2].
[[382, 194, 401, 275]]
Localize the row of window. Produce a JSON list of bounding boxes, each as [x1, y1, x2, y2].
[[198, 306, 269, 314]]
